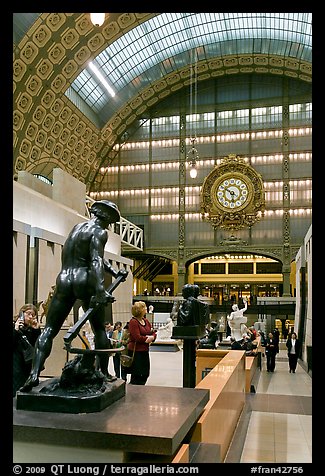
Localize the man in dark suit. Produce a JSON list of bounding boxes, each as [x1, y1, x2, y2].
[[265, 332, 278, 372], [286, 332, 301, 373]]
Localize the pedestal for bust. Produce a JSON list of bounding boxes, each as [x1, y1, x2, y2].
[[172, 325, 206, 388]]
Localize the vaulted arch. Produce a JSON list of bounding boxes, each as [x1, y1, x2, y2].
[[13, 13, 312, 191]]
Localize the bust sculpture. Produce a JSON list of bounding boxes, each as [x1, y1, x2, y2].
[[177, 284, 209, 326]]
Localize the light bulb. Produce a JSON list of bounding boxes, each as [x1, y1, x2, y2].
[[90, 13, 106, 27], [190, 166, 197, 179]]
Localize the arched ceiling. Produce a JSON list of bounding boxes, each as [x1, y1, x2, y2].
[[13, 12, 312, 192], [68, 12, 312, 127]]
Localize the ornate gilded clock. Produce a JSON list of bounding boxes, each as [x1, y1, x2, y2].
[[201, 154, 265, 230]]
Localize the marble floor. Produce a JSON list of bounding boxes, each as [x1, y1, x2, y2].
[[225, 349, 312, 463], [113, 345, 312, 464]]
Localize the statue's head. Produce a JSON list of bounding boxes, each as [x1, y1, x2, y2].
[[232, 304, 238, 311], [182, 283, 194, 298], [90, 200, 121, 223], [192, 284, 200, 298]]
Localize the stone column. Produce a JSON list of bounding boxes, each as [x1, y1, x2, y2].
[[282, 263, 291, 297], [281, 94, 292, 297], [177, 113, 187, 295]]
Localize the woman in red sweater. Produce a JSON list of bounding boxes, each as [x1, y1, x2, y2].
[[128, 301, 156, 385]]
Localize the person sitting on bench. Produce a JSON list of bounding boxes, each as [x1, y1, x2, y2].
[[198, 321, 218, 349]]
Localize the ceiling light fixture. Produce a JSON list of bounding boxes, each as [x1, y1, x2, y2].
[[188, 138, 199, 179], [90, 13, 106, 27], [187, 48, 199, 179]]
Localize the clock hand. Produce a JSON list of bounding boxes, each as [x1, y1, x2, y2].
[[227, 189, 238, 199]]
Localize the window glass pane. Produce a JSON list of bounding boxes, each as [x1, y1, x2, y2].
[[67, 13, 312, 122]]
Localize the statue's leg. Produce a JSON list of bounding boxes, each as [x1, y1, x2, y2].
[[20, 296, 73, 392], [20, 327, 55, 391], [89, 307, 117, 382]]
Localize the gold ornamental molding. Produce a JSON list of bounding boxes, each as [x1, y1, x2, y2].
[[13, 13, 156, 184], [200, 154, 265, 231]]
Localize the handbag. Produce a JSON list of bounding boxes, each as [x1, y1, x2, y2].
[[120, 343, 136, 368], [20, 333, 34, 362]]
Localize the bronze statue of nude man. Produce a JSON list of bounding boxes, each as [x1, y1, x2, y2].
[[20, 200, 128, 392]]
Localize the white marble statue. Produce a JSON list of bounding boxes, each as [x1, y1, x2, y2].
[[227, 298, 248, 341], [156, 316, 174, 340]]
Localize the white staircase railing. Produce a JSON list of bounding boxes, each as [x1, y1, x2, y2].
[[85, 196, 143, 251]]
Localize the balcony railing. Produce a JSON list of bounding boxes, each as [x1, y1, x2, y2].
[[85, 196, 143, 251]]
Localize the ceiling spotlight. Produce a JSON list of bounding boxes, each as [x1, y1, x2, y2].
[[90, 13, 106, 27]]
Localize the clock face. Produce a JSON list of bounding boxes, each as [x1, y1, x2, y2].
[[201, 154, 265, 230], [216, 177, 249, 210]]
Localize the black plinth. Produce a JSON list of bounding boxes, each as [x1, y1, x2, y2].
[[172, 325, 206, 388], [16, 378, 126, 413], [182, 339, 197, 388], [172, 325, 206, 339]]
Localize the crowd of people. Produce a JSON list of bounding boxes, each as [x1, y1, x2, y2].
[[13, 295, 300, 394], [13, 300, 157, 392], [228, 324, 301, 375]]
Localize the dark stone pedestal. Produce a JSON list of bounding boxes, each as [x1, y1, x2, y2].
[[172, 325, 206, 339], [14, 385, 210, 463], [172, 325, 206, 388], [16, 378, 126, 413], [182, 339, 197, 388]]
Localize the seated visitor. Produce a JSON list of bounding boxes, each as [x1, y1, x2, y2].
[[198, 321, 218, 349], [230, 337, 243, 350], [241, 333, 258, 356]]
